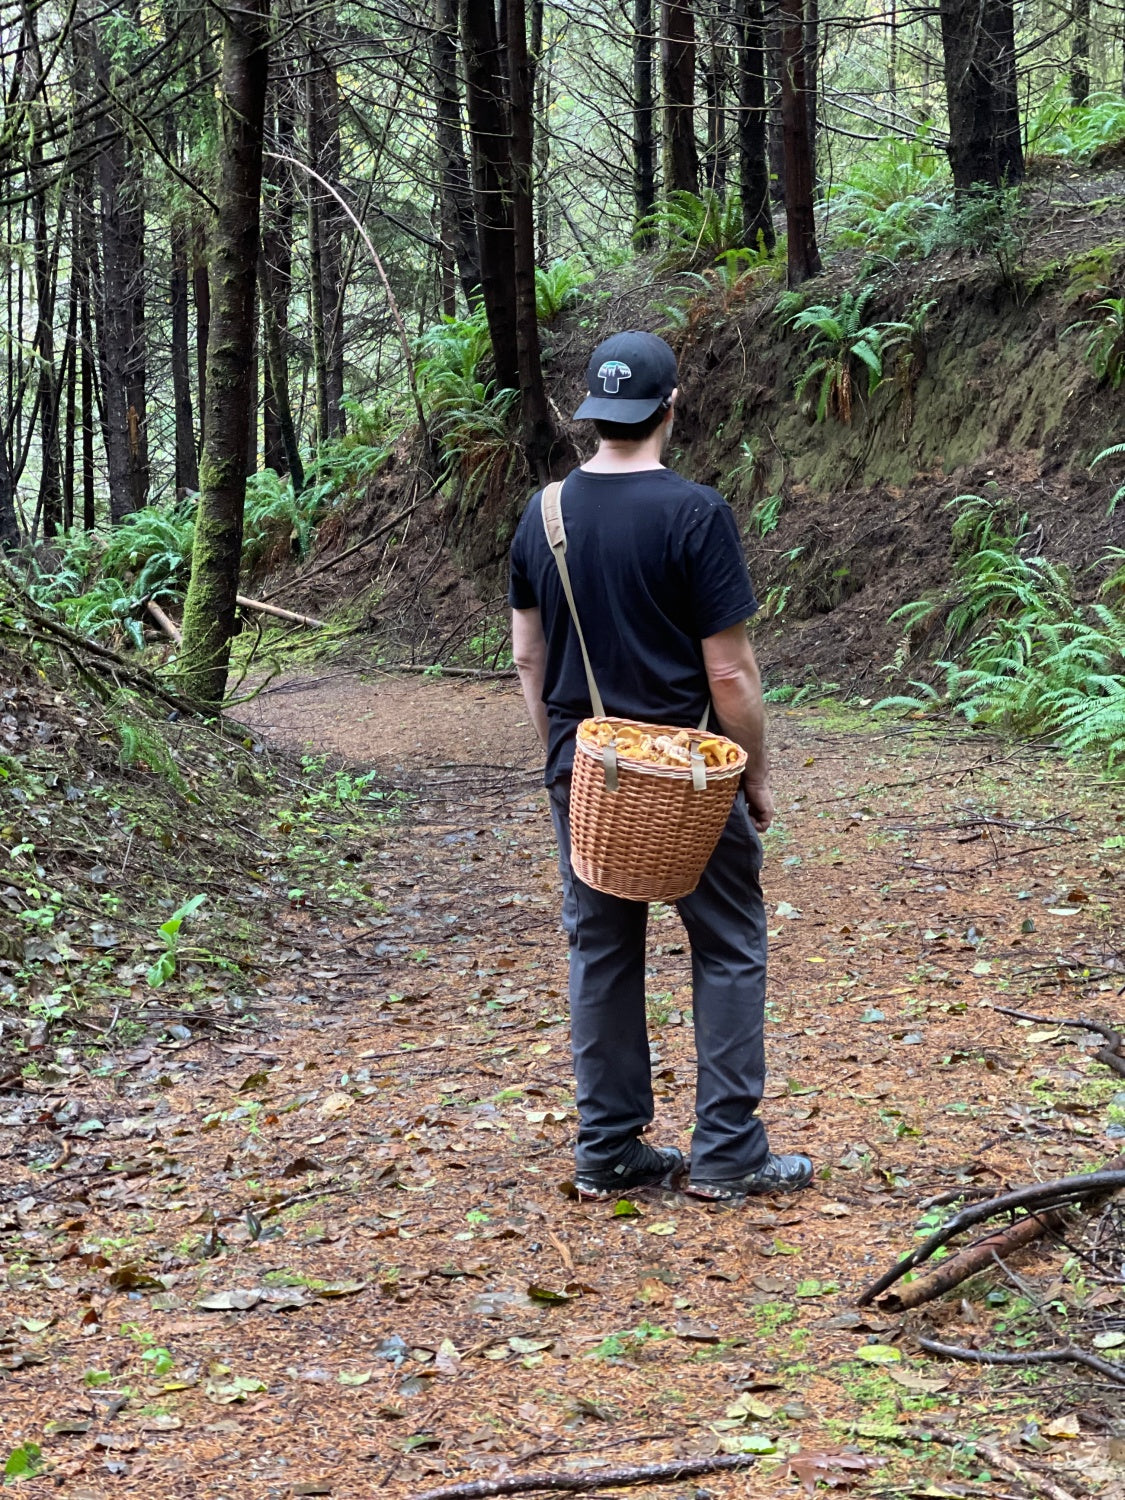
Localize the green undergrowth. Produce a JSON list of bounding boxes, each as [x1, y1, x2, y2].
[[876, 486, 1125, 770], [0, 581, 406, 1063]]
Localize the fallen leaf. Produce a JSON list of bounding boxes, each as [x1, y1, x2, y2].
[[508, 1336, 553, 1355], [317, 1092, 352, 1119], [818, 1202, 851, 1218], [1092, 1331, 1125, 1349], [338, 1371, 372, 1386], [854, 1344, 901, 1364], [674, 1318, 720, 1342], [196, 1289, 263, 1312], [1044, 1415, 1081, 1440], [886, 1366, 950, 1393], [646, 1221, 677, 1236], [315, 1281, 366, 1298]]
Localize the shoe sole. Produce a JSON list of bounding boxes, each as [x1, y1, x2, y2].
[[684, 1175, 813, 1203]]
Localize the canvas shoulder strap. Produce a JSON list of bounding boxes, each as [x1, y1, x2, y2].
[[541, 479, 606, 720]]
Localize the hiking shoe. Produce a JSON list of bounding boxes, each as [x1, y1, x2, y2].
[[574, 1140, 684, 1200], [685, 1152, 814, 1202]]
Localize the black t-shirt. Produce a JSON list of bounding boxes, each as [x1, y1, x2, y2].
[[508, 466, 758, 784]]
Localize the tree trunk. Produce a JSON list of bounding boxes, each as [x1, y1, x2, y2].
[[92, 21, 149, 521], [663, 0, 700, 194], [766, 8, 786, 202], [179, 0, 270, 707], [62, 257, 78, 530], [307, 6, 345, 440], [506, 0, 561, 482], [633, 0, 658, 242], [433, 0, 482, 303], [779, 0, 820, 283], [804, 0, 818, 189], [171, 217, 198, 494], [81, 289, 95, 531], [1070, 0, 1090, 106], [192, 225, 210, 456], [938, 0, 1025, 194], [261, 77, 297, 476], [703, 0, 731, 196], [31, 156, 62, 539], [460, 0, 520, 392], [736, 0, 774, 249], [259, 258, 304, 491], [0, 408, 18, 549]]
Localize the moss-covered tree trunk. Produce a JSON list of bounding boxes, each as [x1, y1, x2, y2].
[[178, 0, 270, 708]]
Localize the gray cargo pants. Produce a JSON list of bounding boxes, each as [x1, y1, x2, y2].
[[547, 779, 770, 1181]]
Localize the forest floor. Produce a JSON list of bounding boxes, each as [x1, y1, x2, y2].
[[3, 672, 1125, 1499]]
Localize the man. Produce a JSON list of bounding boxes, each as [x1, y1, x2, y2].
[[509, 330, 812, 1204]]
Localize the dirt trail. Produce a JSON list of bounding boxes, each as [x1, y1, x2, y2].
[[4, 673, 1123, 1499]]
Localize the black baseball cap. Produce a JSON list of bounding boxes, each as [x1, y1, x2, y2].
[[573, 330, 678, 422]]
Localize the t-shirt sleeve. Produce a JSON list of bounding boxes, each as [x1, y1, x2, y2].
[[508, 494, 541, 610], [683, 493, 758, 638]]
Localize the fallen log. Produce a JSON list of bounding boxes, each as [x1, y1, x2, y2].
[[857, 1167, 1125, 1306], [144, 598, 182, 644], [235, 594, 324, 629], [878, 1206, 1070, 1310], [993, 1003, 1125, 1078], [409, 1453, 760, 1500]]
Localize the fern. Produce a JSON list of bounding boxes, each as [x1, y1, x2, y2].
[[1091, 441, 1125, 515], [785, 287, 910, 423], [636, 190, 755, 269], [1065, 296, 1125, 389], [535, 258, 591, 322]]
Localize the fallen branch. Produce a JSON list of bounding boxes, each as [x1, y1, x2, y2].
[[235, 594, 324, 629], [993, 1004, 1125, 1078], [409, 1454, 760, 1500], [917, 1336, 1125, 1388], [857, 1168, 1125, 1306], [144, 599, 182, 644], [377, 663, 517, 680], [901, 1427, 1081, 1500], [258, 492, 426, 602], [879, 1206, 1070, 1311]]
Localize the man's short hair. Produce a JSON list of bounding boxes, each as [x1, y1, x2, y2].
[[592, 402, 670, 442]]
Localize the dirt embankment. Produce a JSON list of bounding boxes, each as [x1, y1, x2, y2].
[[278, 167, 1125, 688]]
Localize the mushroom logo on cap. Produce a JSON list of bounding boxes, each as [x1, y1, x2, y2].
[[597, 359, 632, 394]]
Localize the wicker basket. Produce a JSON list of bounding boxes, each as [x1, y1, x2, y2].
[[570, 717, 747, 902]]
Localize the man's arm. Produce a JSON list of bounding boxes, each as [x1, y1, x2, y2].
[[701, 622, 773, 832], [512, 607, 550, 749]]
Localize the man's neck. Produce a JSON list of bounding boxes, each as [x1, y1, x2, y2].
[[581, 437, 667, 475]]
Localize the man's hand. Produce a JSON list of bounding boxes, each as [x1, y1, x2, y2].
[[742, 776, 774, 833]]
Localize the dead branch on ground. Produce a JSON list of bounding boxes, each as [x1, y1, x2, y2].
[[993, 1003, 1125, 1078], [879, 1205, 1072, 1311], [900, 1427, 1082, 1500], [408, 1453, 760, 1500], [917, 1335, 1125, 1387], [857, 1168, 1125, 1306]]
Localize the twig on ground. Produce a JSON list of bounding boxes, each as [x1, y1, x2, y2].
[[857, 1168, 1125, 1306], [918, 1335, 1125, 1387], [408, 1454, 761, 1500], [993, 1004, 1125, 1078], [376, 663, 517, 680], [900, 1427, 1082, 1500]]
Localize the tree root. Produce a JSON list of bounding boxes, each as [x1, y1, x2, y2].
[[857, 1168, 1125, 1306], [993, 1003, 1125, 1078], [408, 1453, 760, 1500], [918, 1336, 1125, 1388]]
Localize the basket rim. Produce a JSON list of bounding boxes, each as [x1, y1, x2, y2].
[[575, 715, 747, 781]]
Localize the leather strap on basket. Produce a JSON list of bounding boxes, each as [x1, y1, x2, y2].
[[541, 477, 711, 794]]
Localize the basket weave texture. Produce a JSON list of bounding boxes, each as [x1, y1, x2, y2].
[[570, 716, 747, 902]]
